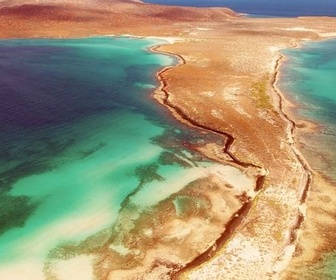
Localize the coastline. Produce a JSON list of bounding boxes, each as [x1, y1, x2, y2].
[[270, 51, 313, 275], [150, 44, 266, 170], [150, 33, 336, 279], [149, 35, 323, 278], [154, 45, 303, 278], [272, 51, 313, 203], [1, 1, 336, 279], [275, 40, 336, 279], [149, 44, 267, 278]]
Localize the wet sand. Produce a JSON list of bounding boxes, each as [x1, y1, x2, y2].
[[1, 0, 336, 279]]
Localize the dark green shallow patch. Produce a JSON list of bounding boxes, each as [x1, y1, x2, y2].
[[0, 193, 38, 235]]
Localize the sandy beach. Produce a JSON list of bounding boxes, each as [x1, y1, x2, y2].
[[1, 0, 336, 279]]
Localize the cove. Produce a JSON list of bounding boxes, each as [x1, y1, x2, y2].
[[0, 37, 224, 278]]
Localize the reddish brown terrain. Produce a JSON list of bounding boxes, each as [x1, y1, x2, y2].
[[1, 1, 336, 279]]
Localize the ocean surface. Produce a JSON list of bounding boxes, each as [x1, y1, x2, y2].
[[1, 18, 336, 280], [144, 0, 336, 17], [279, 40, 336, 182], [279, 40, 336, 278], [0, 37, 224, 278]]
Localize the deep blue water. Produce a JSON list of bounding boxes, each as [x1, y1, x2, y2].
[[0, 37, 224, 278], [144, 0, 336, 17]]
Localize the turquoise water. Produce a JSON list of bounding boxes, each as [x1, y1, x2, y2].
[[279, 39, 336, 181], [3, 36, 335, 278], [0, 37, 222, 276], [279, 39, 336, 277]]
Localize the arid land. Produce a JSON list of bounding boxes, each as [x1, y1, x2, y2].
[[1, 0, 336, 279]]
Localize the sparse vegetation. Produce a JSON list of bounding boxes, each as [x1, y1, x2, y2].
[[250, 75, 273, 109]]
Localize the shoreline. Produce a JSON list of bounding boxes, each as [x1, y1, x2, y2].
[[269, 51, 314, 275], [273, 38, 336, 196], [1, 33, 335, 280], [149, 39, 307, 277], [150, 44, 265, 170], [2, 1, 336, 278], [275, 39, 336, 279], [150, 34, 336, 278], [272, 51, 313, 202], [149, 42, 268, 276]]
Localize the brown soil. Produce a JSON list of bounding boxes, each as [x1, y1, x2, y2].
[[1, 1, 336, 279]]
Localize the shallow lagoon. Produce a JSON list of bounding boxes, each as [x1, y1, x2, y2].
[[0, 37, 226, 278], [279, 39, 336, 181], [279, 39, 336, 278]]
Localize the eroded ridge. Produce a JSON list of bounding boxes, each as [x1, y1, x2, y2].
[[1, 1, 336, 279], [151, 41, 312, 280], [44, 43, 266, 280]]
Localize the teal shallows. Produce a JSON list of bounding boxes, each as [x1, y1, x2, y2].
[[3, 109, 162, 261], [0, 36, 224, 272], [278, 39, 336, 276], [279, 39, 336, 180]]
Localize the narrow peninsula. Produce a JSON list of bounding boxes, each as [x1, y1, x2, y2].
[[1, 0, 336, 279]]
